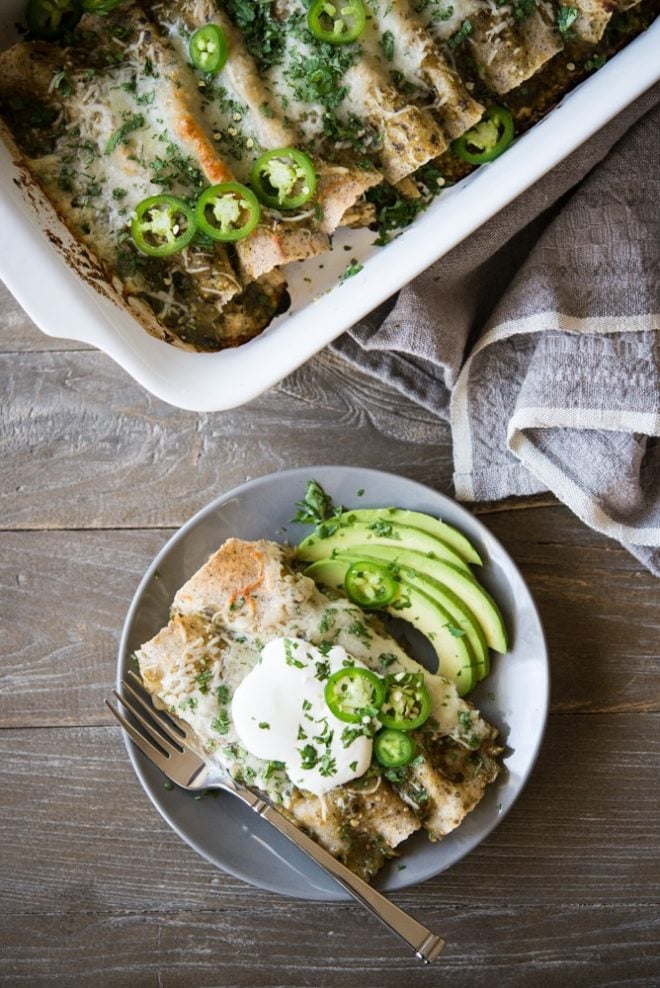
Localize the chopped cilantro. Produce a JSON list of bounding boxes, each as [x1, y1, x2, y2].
[[196, 668, 213, 693], [367, 180, 429, 245], [348, 620, 372, 640], [556, 5, 579, 33], [444, 622, 467, 638], [264, 760, 285, 779], [211, 709, 230, 735], [340, 259, 363, 282], [512, 0, 536, 20], [378, 652, 398, 670], [293, 479, 341, 526], [315, 660, 331, 681], [341, 725, 363, 748], [380, 30, 395, 61], [223, 0, 287, 69], [368, 520, 399, 538], [285, 638, 306, 668], [319, 608, 337, 634], [105, 112, 144, 156], [584, 54, 606, 71], [447, 19, 472, 48], [299, 744, 318, 769], [413, 0, 455, 19], [215, 685, 230, 705], [319, 753, 337, 778]]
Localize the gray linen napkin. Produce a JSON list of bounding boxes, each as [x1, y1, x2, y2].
[[332, 83, 660, 575]]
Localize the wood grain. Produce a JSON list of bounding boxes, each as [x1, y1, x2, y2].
[[482, 511, 660, 713], [1, 904, 658, 987], [0, 530, 169, 727], [0, 349, 453, 531]]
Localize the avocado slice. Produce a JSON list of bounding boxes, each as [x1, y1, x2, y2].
[[338, 544, 508, 653], [305, 557, 480, 695], [338, 508, 482, 566], [296, 520, 472, 574], [309, 550, 488, 676], [398, 566, 489, 676]]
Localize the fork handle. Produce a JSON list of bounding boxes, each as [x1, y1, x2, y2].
[[235, 787, 444, 963]]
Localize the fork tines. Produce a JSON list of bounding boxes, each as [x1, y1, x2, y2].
[[105, 674, 187, 765]]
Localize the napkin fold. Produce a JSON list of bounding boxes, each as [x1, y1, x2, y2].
[[332, 83, 660, 575]]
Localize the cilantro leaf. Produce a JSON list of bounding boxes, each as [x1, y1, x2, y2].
[[293, 480, 342, 526], [556, 4, 579, 32]]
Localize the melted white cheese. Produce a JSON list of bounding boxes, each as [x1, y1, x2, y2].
[[139, 544, 473, 805], [231, 636, 372, 796], [416, 0, 485, 42]]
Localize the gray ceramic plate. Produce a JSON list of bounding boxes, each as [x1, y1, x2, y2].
[[118, 466, 549, 901]]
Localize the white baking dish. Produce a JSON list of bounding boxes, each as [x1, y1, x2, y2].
[[1, 7, 658, 411]]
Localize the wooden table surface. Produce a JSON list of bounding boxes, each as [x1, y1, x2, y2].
[[1, 280, 658, 987]]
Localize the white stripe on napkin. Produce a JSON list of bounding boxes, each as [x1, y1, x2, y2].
[[451, 309, 660, 501], [506, 411, 660, 548]]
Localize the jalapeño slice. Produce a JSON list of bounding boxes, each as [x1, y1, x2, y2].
[[26, 0, 81, 38], [81, 0, 125, 12], [452, 106, 515, 165], [131, 195, 197, 258], [189, 24, 229, 75], [307, 0, 366, 44], [379, 672, 431, 731], [195, 182, 261, 242], [374, 729, 416, 768], [324, 667, 386, 724], [250, 148, 317, 210], [344, 559, 397, 609]]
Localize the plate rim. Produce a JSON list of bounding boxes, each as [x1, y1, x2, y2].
[[117, 465, 550, 900]]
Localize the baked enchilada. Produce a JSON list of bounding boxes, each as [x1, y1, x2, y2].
[[136, 536, 502, 881], [0, 0, 655, 351]]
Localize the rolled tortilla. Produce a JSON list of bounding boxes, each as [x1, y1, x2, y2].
[[158, 0, 382, 234], [363, 0, 484, 139]]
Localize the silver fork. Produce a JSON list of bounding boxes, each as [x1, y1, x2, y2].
[[106, 671, 445, 963]]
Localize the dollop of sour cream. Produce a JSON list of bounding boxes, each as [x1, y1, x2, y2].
[[231, 636, 373, 796]]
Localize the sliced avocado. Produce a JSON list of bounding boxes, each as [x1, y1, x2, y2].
[[399, 567, 489, 676], [296, 520, 472, 574], [338, 507, 482, 566], [338, 544, 508, 653], [319, 550, 488, 677], [305, 557, 480, 696]]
